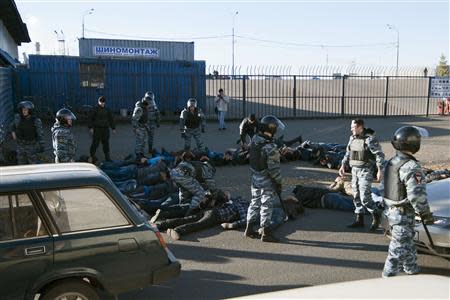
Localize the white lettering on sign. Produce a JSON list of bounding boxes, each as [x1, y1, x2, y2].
[[431, 77, 450, 98], [93, 46, 160, 58]]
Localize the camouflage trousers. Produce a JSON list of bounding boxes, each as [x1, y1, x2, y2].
[[383, 207, 419, 276], [55, 153, 75, 163], [247, 185, 277, 228], [351, 166, 379, 215], [16, 140, 42, 165], [134, 126, 155, 156], [184, 127, 204, 151], [170, 168, 205, 209]]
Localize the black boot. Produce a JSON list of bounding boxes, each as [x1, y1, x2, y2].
[[347, 214, 364, 228], [244, 222, 259, 238], [369, 212, 381, 231], [261, 227, 279, 243]]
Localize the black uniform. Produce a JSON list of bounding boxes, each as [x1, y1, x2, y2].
[[88, 104, 115, 160]]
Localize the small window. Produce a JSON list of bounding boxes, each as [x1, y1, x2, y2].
[[41, 188, 129, 233], [80, 63, 105, 88], [0, 194, 48, 241]]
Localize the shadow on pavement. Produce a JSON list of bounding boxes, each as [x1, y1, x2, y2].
[[120, 269, 308, 299]]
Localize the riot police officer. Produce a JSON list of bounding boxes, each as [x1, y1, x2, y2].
[[132, 91, 160, 159], [339, 119, 385, 231], [10, 101, 46, 164], [52, 108, 76, 163], [382, 126, 434, 277], [245, 115, 285, 242], [179, 98, 206, 151]]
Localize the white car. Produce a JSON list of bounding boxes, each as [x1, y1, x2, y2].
[[230, 275, 449, 299], [382, 178, 450, 259]]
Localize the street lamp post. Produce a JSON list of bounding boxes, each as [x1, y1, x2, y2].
[[232, 11, 238, 77], [387, 24, 399, 76], [82, 8, 94, 39]]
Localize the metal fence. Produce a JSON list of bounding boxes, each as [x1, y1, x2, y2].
[[205, 75, 445, 120], [13, 67, 447, 122]]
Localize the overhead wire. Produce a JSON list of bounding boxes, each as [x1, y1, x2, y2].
[[85, 28, 231, 40]]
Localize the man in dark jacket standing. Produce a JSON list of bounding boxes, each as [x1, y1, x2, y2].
[[88, 96, 115, 162]]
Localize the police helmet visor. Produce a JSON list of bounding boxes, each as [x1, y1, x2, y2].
[[187, 99, 197, 108], [18, 101, 34, 111], [413, 126, 429, 138]]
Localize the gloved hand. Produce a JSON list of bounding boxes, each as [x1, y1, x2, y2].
[[420, 212, 435, 225], [275, 182, 282, 195], [181, 131, 186, 139], [201, 127, 205, 133], [221, 222, 238, 230]]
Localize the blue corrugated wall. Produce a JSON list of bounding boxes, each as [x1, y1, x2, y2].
[[15, 55, 206, 115], [0, 67, 14, 128]]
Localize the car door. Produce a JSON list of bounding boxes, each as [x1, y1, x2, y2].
[[0, 193, 53, 300], [39, 187, 161, 293]]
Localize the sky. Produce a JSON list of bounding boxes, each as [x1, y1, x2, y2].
[[15, 0, 450, 69]]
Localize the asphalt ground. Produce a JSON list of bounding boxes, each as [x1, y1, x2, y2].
[[41, 116, 450, 299]]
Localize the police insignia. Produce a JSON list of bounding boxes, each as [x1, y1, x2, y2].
[[414, 172, 424, 184]]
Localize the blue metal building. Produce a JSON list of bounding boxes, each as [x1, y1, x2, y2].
[[15, 55, 206, 116]]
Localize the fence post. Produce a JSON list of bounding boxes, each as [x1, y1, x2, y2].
[[384, 76, 389, 116], [341, 75, 346, 116], [426, 77, 432, 117], [293, 75, 297, 117], [242, 75, 247, 118]]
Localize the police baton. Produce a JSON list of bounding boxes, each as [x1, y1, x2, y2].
[[420, 216, 435, 248], [271, 180, 289, 221]]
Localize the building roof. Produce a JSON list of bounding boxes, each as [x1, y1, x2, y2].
[[0, 0, 31, 44]]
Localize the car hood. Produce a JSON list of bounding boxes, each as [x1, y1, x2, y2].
[[427, 178, 450, 218]]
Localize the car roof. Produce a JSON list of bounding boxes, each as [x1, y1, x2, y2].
[[0, 163, 110, 193], [229, 275, 449, 299]]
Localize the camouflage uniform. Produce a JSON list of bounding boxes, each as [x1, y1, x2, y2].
[[179, 107, 206, 151], [247, 134, 282, 228], [170, 161, 206, 209], [382, 151, 432, 277], [132, 99, 160, 156], [51, 120, 76, 163], [341, 129, 385, 215], [11, 114, 46, 165], [190, 160, 217, 191]]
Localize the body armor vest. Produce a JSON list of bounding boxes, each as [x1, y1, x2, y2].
[[16, 117, 37, 141], [349, 136, 374, 167], [383, 153, 413, 202], [190, 161, 205, 182], [249, 136, 270, 171], [185, 109, 201, 129], [138, 105, 149, 125]]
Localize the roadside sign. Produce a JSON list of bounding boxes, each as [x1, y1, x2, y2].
[[430, 77, 450, 97]]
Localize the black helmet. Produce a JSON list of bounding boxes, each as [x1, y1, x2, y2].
[[391, 126, 422, 154], [56, 108, 76, 126], [187, 98, 197, 108], [259, 115, 285, 136], [18, 101, 34, 115]]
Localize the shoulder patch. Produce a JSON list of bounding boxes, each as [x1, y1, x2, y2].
[[414, 171, 425, 184]]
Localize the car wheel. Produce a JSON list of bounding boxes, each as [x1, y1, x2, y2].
[[41, 279, 100, 300]]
